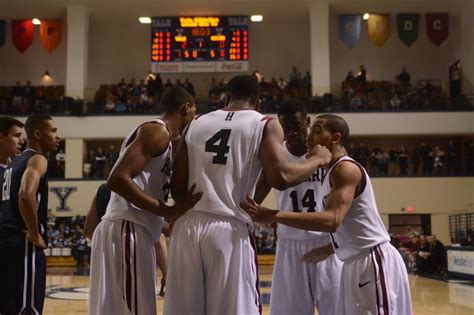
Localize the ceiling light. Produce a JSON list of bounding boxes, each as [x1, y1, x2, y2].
[[251, 15, 263, 22], [32, 18, 41, 25], [363, 13, 369, 20], [139, 17, 151, 24]]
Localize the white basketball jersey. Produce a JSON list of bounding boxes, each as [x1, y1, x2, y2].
[[185, 109, 270, 225], [274, 143, 326, 240], [102, 119, 172, 242], [319, 156, 390, 261]]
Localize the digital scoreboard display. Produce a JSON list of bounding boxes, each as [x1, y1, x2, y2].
[[150, 16, 249, 73]]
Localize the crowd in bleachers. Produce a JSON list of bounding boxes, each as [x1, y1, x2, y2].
[[46, 212, 90, 267], [347, 140, 474, 176], [392, 232, 447, 276], [342, 66, 448, 110], [0, 81, 66, 114], [83, 145, 119, 178]]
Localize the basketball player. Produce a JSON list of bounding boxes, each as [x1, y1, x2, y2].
[[0, 116, 24, 217], [252, 101, 343, 315], [0, 114, 60, 315], [164, 75, 332, 315], [88, 86, 202, 315], [84, 183, 168, 295], [242, 114, 412, 315]]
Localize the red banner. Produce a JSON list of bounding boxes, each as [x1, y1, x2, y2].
[[12, 20, 34, 54], [426, 13, 449, 46], [40, 20, 62, 53]]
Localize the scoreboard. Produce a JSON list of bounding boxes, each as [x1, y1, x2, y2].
[[150, 16, 249, 73]]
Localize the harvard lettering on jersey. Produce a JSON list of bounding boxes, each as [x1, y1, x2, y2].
[[185, 109, 271, 225], [274, 143, 326, 240], [319, 156, 390, 261], [1, 150, 48, 240], [102, 119, 171, 242]]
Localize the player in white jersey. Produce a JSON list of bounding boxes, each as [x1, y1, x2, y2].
[[252, 101, 343, 315], [242, 114, 412, 315], [165, 75, 332, 315], [89, 86, 202, 315]]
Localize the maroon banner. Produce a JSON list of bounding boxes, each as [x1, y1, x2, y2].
[[12, 20, 34, 53], [426, 13, 449, 46]]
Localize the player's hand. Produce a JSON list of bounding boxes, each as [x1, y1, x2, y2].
[[301, 244, 333, 264], [240, 195, 278, 224], [306, 144, 332, 165], [169, 183, 202, 220], [23, 230, 47, 249]]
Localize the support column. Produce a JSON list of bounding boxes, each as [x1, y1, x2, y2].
[[66, 6, 89, 99], [309, 0, 331, 96], [65, 139, 84, 178]]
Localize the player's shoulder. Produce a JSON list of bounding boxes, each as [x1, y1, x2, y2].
[[331, 159, 363, 185]]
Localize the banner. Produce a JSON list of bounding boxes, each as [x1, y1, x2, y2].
[[0, 20, 5, 47], [368, 14, 390, 47], [397, 13, 420, 47], [40, 20, 62, 53], [338, 15, 362, 48], [426, 13, 449, 46], [12, 20, 34, 54]]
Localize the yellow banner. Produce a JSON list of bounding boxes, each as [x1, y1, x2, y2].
[[40, 20, 62, 54], [368, 14, 390, 47]]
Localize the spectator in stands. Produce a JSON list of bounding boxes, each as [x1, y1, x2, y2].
[[303, 71, 312, 96], [357, 65, 367, 83], [164, 79, 173, 89], [427, 235, 446, 274], [175, 79, 184, 88], [104, 93, 116, 113], [398, 146, 409, 175], [184, 78, 196, 96], [12, 81, 24, 108], [399, 233, 421, 272], [252, 69, 262, 83], [277, 77, 287, 90], [345, 71, 355, 82], [289, 66, 299, 86], [421, 143, 434, 175], [446, 140, 457, 175], [94, 147, 107, 178], [107, 144, 119, 169], [349, 93, 362, 110], [76, 235, 88, 267], [347, 143, 356, 159], [398, 68, 411, 86], [356, 142, 370, 168], [389, 146, 399, 175], [433, 146, 445, 175], [56, 149, 66, 178], [411, 145, 421, 175], [390, 94, 401, 109], [24, 80, 34, 104]]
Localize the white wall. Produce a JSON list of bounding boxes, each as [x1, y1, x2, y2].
[[329, 3, 463, 96]]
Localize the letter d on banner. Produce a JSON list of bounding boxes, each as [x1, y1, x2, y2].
[[397, 13, 420, 47], [339, 15, 362, 48]]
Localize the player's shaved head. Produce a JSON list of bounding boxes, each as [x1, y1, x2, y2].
[[226, 75, 260, 105], [25, 114, 53, 137], [161, 86, 195, 113]]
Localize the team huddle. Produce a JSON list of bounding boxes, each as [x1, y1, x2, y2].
[[0, 74, 412, 315]]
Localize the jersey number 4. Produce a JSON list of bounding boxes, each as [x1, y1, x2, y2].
[[2, 169, 12, 201], [205, 129, 231, 165], [289, 189, 316, 212]]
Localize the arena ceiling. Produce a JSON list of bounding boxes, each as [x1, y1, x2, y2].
[[0, 0, 467, 20]]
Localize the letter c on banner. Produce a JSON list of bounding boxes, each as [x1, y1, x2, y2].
[[345, 22, 354, 32], [434, 20, 441, 30], [404, 20, 413, 30]]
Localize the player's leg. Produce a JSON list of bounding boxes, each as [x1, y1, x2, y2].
[[270, 238, 315, 315], [164, 212, 205, 315], [201, 215, 261, 315]]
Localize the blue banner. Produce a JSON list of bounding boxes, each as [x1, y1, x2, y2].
[[0, 20, 5, 47], [339, 15, 362, 48]]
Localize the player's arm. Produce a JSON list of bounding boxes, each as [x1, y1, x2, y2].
[[84, 190, 99, 240], [301, 243, 334, 264], [19, 155, 48, 249], [253, 172, 272, 205], [259, 119, 331, 190], [108, 123, 170, 216], [242, 162, 361, 233], [170, 134, 189, 201]]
